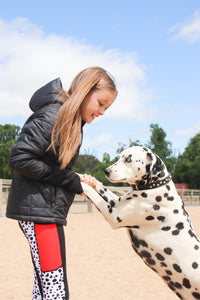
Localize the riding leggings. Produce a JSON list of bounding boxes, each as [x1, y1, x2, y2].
[[19, 221, 69, 300]]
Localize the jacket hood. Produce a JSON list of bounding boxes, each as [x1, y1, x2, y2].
[[29, 78, 64, 112]]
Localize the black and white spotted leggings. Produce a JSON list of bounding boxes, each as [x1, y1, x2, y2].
[[19, 221, 69, 300]]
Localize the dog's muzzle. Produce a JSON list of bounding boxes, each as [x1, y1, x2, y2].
[[104, 168, 111, 178]]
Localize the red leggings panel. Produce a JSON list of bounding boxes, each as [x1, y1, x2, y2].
[[35, 223, 62, 272]]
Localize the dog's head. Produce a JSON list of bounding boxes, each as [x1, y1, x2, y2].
[[105, 146, 167, 185]]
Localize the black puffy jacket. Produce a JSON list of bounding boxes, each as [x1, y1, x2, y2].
[[6, 78, 84, 225]]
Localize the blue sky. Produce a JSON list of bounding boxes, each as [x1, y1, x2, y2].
[[1, 0, 200, 160]]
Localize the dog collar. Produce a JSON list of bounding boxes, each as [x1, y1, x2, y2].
[[131, 174, 172, 191]]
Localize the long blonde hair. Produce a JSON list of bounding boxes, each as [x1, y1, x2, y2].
[[50, 66, 117, 169]]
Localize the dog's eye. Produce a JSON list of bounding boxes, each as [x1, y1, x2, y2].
[[125, 155, 132, 163]]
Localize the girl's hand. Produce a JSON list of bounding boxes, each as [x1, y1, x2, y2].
[[80, 174, 96, 189]]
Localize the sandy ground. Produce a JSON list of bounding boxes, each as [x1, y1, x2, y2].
[[0, 204, 200, 300]]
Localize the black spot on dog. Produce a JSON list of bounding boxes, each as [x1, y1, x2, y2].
[[182, 278, 191, 289], [128, 229, 140, 248], [140, 250, 151, 258], [194, 245, 199, 250], [146, 216, 155, 221], [141, 192, 147, 198], [173, 264, 182, 273], [146, 258, 156, 265], [192, 292, 200, 299], [173, 209, 179, 214], [140, 240, 148, 247], [102, 195, 108, 202], [168, 281, 176, 291], [164, 247, 173, 255], [176, 292, 183, 299], [176, 292, 183, 300], [153, 204, 160, 210], [188, 229, 195, 238], [172, 230, 180, 236], [110, 200, 115, 207], [162, 226, 171, 231], [155, 196, 162, 202], [176, 222, 184, 230], [166, 185, 170, 191], [167, 196, 174, 201], [164, 193, 168, 198], [155, 253, 165, 261], [174, 282, 182, 289], [192, 262, 198, 269], [116, 216, 122, 222], [157, 216, 165, 222], [166, 270, 173, 275], [163, 275, 171, 281], [161, 262, 167, 267], [99, 189, 105, 195]]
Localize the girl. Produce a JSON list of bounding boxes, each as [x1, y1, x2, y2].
[[6, 66, 117, 299]]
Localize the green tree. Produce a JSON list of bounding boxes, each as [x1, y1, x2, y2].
[[0, 124, 21, 178], [73, 152, 112, 185], [91, 153, 118, 185], [73, 154, 100, 174], [173, 133, 200, 188], [145, 124, 176, 174], [146, 124, 172, 158]]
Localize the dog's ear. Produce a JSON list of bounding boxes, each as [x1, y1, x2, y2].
[[147, 152, 155, 178], [147, 151, 164, 179]]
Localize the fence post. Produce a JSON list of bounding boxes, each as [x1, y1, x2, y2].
[[191, 189, 193, 205], [0, 179, 2, 217], [87, 199, 92, 212]]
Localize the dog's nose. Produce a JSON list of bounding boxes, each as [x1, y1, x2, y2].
[[104, 168, 111, 177]]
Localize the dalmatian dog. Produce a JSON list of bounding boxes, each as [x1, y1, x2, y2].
[[81, 146, 200, 300]]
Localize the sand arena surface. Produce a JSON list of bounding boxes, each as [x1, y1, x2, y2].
[[0, 205, 200, 300]]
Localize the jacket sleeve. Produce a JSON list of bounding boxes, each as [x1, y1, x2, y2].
[[9, 112, 83, 194]]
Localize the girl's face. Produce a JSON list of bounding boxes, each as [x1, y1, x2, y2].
[[80, 89, 116, 124]]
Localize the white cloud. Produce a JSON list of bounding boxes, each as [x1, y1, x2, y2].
[[169, 10, 200, 43], [82, 133, 112, 148], [0, 17, 156, 122], [174, 122, 200, 137]]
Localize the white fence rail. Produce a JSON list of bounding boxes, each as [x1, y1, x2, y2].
[[176, 189, 200, 205], [0, 179, 12, 216], [1, 179, 200, 216]]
